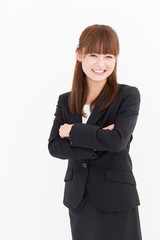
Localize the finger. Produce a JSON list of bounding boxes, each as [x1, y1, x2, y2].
[[103, 124, 115, 130], [103, 124, 114, 128]]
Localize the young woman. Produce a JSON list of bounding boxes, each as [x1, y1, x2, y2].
[[48, 24, 142, 240]]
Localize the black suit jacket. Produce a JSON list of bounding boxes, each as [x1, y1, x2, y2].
[[48, 83, 141, 212]]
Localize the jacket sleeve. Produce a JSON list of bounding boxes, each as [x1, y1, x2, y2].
[[48, 94, 97, 160], [69, 86, 141, 153]]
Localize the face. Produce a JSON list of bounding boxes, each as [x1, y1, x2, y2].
[[76, 49, 117, 83]]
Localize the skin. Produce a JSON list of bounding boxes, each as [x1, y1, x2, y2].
[[59, 48, 117, 139]]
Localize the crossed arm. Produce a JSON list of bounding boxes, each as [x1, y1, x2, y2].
[[48, 86, 140, 159], [59, 123, 115, 139]]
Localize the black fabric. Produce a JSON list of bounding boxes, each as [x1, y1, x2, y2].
[[48, 83, 143, 239], [48, 84, 142, 212], [69, 189, 142, 240]]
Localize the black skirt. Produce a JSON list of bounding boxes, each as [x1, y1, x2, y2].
[[68, 189, 142, 240]]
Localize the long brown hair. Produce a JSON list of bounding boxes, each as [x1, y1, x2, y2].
[[68, 24, 120, 117]]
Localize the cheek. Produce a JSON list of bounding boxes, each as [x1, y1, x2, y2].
[[82, 60, 91, 72], [81, 62, 87, 71], [108, 61, 116, 70]]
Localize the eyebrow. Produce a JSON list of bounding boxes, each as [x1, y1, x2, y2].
[[90, 53, 114, 55]]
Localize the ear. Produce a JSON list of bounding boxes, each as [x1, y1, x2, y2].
[[75, 49, 82, 62]]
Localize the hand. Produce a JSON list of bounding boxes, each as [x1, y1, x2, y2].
[[59, 123, 74, 139], [102, 124, 115, 131]]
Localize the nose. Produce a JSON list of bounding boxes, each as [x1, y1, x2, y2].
[[96, 56, 106, 68]]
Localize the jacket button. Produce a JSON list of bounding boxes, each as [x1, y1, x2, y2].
[[82, 163, 87, 168]]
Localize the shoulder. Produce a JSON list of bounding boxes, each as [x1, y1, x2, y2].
[[57, 91, 70, 107], [58, 85, 141, 104], [118, 83, 141, 100], [59, 91, 70, 99]]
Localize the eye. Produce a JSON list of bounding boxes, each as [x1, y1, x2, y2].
[[106, 55, 113, 58], [90, 54, 97, 57]]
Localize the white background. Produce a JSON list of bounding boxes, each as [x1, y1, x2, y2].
[[0, 0, 160, 239]]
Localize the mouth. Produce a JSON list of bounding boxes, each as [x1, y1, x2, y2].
[[92, 69, 107, 75]]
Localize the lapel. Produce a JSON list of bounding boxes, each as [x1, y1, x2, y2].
[[69, 101, 109, 125]]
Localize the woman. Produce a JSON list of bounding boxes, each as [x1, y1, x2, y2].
[[48, 24, 142, 240]]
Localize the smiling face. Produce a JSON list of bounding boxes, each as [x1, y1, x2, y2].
[[76, 49, 117, 83]]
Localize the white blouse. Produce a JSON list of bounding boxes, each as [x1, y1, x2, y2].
[[82, 104, 91, 124]]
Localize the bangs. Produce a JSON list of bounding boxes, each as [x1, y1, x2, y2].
[[80, 26, 119, 56]]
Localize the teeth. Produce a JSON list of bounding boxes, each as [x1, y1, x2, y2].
[[93, 69, 105, 73]]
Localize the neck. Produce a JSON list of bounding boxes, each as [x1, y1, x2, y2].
[[86, 78, 107, 103]]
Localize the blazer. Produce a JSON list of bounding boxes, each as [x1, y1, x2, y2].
[[48, 83, 141, 212]]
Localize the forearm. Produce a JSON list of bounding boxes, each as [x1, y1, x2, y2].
[[69, 122, 134, 153], [48, 136, 97, 160]]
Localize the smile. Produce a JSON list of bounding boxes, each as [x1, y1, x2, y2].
[[92, 69, 106, 75]]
